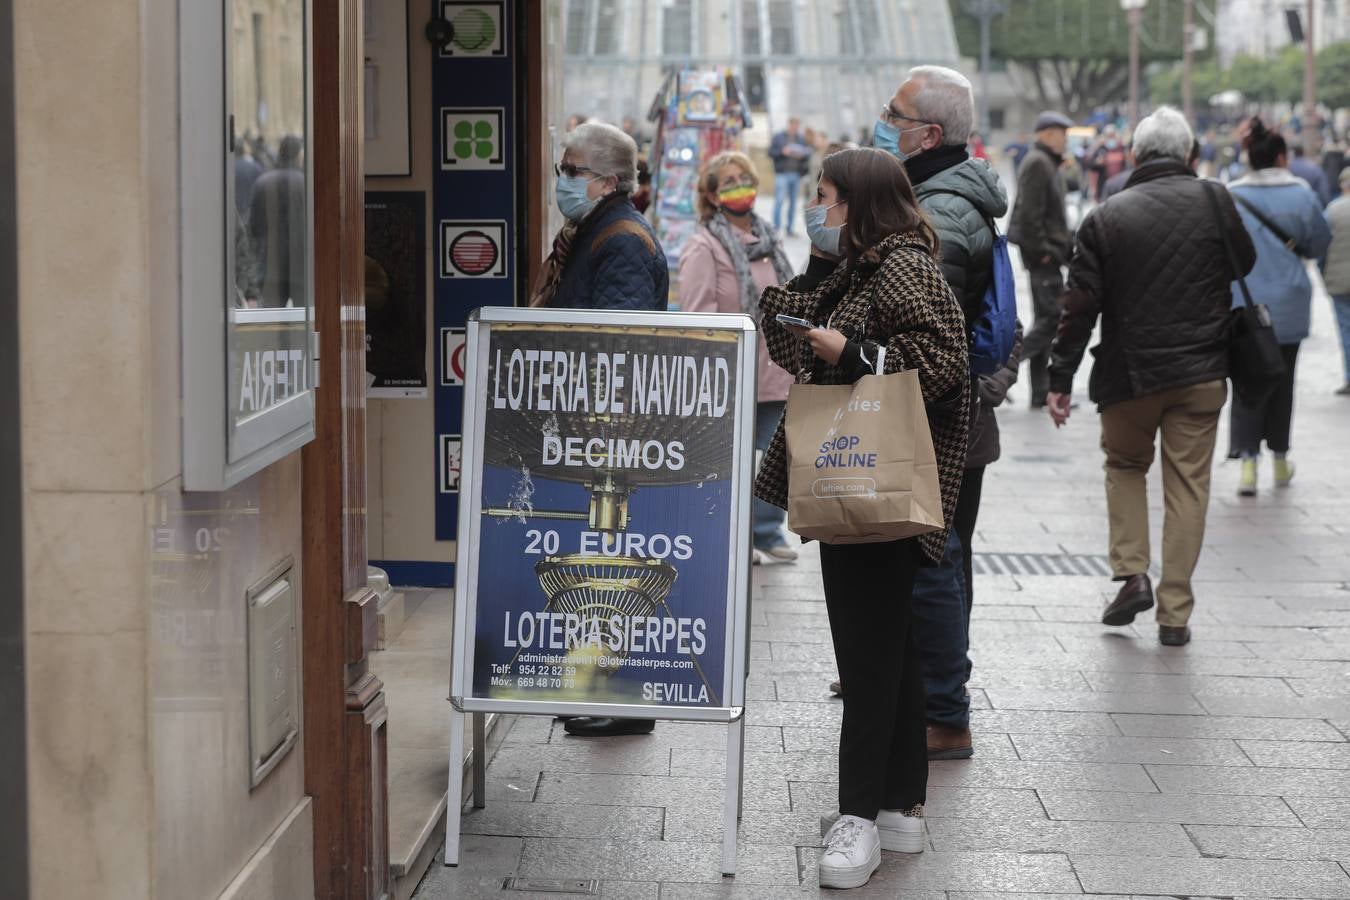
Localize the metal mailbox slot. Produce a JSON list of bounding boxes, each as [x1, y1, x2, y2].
[[247, 557, 299, 788]]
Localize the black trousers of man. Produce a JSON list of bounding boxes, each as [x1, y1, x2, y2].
[[820, 539, 927, 819], [1019, 264, 1066, 406]]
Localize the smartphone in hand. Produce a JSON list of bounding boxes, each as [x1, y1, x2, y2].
[[775, 314, 817, 330]]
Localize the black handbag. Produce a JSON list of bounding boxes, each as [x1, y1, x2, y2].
[[1204, 183, 1286, 407]]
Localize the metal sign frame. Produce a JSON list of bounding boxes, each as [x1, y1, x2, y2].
[[446, 306, 756, 876]]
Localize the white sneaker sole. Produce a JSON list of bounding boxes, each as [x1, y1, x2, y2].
[[820, 814, 924, 853], [818, 842, 880, 889]]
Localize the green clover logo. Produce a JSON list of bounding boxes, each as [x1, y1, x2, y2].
[[453, 119, 495, 161]]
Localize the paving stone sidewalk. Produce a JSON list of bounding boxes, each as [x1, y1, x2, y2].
[[415, 285, 1350, 898]]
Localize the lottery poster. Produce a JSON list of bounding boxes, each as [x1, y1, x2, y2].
[[458, 318, 752, 711]]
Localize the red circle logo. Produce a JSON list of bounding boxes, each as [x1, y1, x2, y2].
[[449, 231, 499, 276], [450, 341, 467, 382]]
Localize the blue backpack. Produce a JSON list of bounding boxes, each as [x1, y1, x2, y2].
[[969, 220, 1018, 377], [928, 190, 1018, 376]]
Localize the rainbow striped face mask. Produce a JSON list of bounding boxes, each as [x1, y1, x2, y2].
[[717, 184, 757, 215]]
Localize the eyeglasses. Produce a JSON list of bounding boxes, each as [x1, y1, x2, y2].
[[879, 105, 937, 128], [554, 162, 600, 179]]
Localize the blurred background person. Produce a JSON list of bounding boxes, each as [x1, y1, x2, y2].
[[1009, 111, 1074, 408], [769, 117, 811, 235], [1227, 118, 1332, 496], [679, 151, 798, 564], [248, 134, 306, 307], [1319, 167, 1350, 396]]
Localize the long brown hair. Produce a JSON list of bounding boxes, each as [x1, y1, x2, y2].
[[820, 148, 938, 267]]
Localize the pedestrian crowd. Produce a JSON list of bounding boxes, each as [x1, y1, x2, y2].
[[531, 67, 1348, 889]]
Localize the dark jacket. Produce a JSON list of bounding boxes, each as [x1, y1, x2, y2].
[[551, 194, 669, 311], [1048, 160, 1257, 408], [769, 130, 810, 177], [911, 151, 1009, 322], [968, 323, 1022, 467], [910, 152, 1019, 468], [754, 234, 970, 565], [1010, 142, 1071, 267]]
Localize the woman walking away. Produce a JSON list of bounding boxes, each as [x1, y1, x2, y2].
[[1227, 119, 1332, 495], [680, 151, 799, 565], [1322, 167, 1350, 396], [755, 148, 970, 890]]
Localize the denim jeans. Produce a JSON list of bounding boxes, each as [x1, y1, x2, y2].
[[910, 528, 969, 728], [754, 401, 789, 550], [773, 172, 801, 233], [1334, 294, 1350, 384]]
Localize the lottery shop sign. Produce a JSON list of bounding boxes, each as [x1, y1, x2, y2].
[[452, 311, 755, 714]]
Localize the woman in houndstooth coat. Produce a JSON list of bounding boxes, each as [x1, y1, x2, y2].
[[753, 147, 969, 890]]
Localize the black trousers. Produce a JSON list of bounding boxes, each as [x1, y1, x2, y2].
[[954, 465, 985, 619], [820, 539, 927, 820], [1231, 343, 1301, 456], [1020, 264, 1066, 404]]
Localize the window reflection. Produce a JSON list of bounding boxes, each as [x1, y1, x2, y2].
[[229, 0, 309, 430]]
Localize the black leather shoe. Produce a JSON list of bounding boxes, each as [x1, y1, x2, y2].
[[562, 717, 656, 737], [1159, 625, 1191, 646], [1102, 574, 1154, 626]]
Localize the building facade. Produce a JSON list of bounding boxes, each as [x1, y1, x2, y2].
[[555, 0, 962, 142]]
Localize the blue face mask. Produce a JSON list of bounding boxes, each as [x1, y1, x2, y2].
[[873, 118, 930, 163], [805, 201, 846, 256], [556, 174, 603, 222]]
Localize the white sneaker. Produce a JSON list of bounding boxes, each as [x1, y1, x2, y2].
[[821, 806, 925, 853], [751, 548, 766, 566], [818, 815, 880, 890], [764, 544, 799, 562]]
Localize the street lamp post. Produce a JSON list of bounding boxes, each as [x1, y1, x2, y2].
[[962, 0, 1006, 137], [1182, 0, 1195, 123], [1303, 0, 1317, 154], [1121, 0, 1147, 131]]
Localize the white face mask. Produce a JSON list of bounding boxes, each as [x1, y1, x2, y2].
[[805, 201, 846, 255]]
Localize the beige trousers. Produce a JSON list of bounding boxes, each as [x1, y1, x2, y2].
[[1099, 380, 1227, 626]]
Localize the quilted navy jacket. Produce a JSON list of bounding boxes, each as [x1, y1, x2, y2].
[[551, 193, 669, 311], [1048, 159, 1256, 408]]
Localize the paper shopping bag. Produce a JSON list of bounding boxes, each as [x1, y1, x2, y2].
[[784, 368, 944, 545]]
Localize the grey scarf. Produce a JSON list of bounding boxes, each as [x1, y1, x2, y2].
[[704, 211, 795, 322]]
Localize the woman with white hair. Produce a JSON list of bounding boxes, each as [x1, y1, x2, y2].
[[529, 121, 668, 311], [530, 121, 667, 740]]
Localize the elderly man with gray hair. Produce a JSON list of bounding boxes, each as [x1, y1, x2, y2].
[[1046, 107, 1256, 647], [869, 65, 1019, 762]]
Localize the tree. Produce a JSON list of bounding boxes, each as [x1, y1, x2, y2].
[[1316, 42, 1350, 110], [1148, 57, 1223, 107], [1150, 41, 1350, 113], [950, 0, 1187, 118]]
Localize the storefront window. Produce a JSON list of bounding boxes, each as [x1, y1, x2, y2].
[[181, 0, 315, 490], [229, 0, 311, 438]]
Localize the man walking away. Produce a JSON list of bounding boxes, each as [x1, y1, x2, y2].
[[1290, 145, 1332, 207], [769, 117, 811, 235], [1010, 112, 1074, 408], [872, 65, 1019, 759], [1044, 108, 1256, 647], [1323, 168, 1350, 395]]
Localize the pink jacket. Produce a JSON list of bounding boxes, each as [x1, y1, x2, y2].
[[678, 226, 795, 402]]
